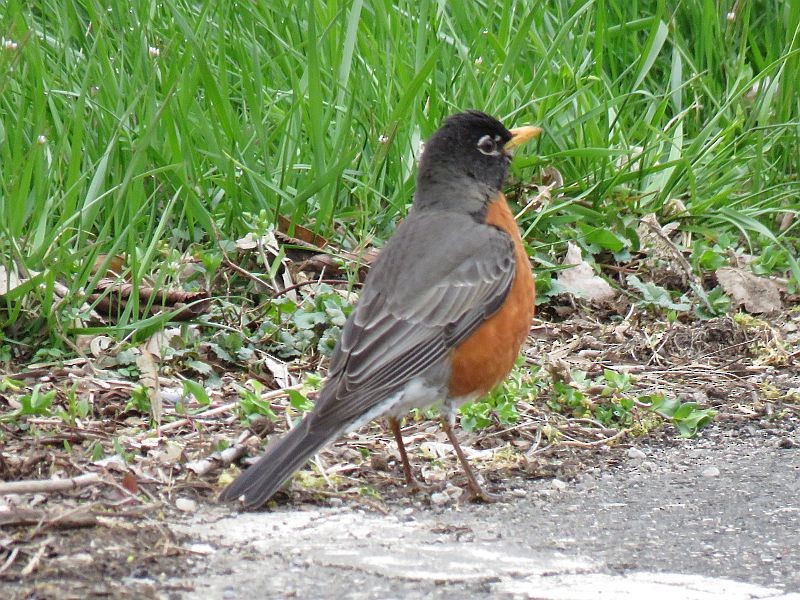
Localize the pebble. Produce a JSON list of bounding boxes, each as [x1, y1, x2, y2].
[[701, 466, 721, 478], [175, 497, 198, 512], [551, 479, 568, 491], [776, 437, 796, 449], [511, 488, 527, 498], [627, 447, 647, 460], [187, 543, 216, 555], [329, 497, 343, 507], [430, 492, 450, 505]]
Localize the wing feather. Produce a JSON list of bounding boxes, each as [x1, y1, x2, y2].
[[311, 210, 518, 426]]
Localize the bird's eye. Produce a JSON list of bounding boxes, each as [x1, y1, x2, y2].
[[477, 134, 497, 156]]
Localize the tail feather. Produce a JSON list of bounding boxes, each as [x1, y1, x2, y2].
[[219, 418, 332, 508]]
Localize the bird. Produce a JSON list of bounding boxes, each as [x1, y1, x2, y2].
[[220, 110, 541, 508]]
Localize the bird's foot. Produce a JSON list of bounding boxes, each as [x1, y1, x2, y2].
[[460, 482, 500, 504], [403, 474, 432, 495]]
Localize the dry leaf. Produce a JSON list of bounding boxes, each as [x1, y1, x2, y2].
[[137, 349, 162, 425], [0, 264, 24, 295], [277, 214, 329, 248], [121, 472, 139, 494], [557, 242, 616, 302], [263, 354, 296, 389], [716, 267, 782, 314]]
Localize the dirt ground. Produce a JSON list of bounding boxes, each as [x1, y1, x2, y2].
[[1, 309, 799, 599]]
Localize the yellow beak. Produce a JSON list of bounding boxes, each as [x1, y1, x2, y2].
[[505, 125, 543, 151]]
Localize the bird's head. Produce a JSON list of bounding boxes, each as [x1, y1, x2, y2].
[[414, 110, 541, 213]]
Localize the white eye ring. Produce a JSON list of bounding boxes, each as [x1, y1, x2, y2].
[[477, 134, 500, 156]]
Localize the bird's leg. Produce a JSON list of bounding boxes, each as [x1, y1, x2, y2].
[[439, 416, 498, 503], [388, 417, 424, 493]]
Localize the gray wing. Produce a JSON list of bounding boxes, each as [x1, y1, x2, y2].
[[309, 210, 517, 428]]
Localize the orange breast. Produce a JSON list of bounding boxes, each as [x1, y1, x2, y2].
[[448, 194, 535, 398]]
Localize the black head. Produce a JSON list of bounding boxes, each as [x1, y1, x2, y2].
[[418, 110, 513, 194]]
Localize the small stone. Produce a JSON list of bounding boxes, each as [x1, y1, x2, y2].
[[175, 497, 198, 512], [700, 466, 720, 478], [627, 447, 647, 460], [551, 479, 567, 491], [329, 497, 343, 507], [430, 492, 450, 505], [511, 488, 527, 498], [187, 543, 215, 555], [777, 437, 796, 449]]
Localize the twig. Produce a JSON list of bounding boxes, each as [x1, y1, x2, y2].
[[210, 221, 273, 291], [133, 384, 302, 441], [0, 472, 102, 496], [0, 508, 97, 530], [185, 432, 253, 476], [0, 548, 19, 575], [272, 278, 362, 299], [559, 428, 627, 447], [20, 537, 53, 576]]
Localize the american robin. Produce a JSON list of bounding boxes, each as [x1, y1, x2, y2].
[[220, 110, 540, 508]]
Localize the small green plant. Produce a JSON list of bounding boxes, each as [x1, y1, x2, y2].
[[644, 394, 716, 437], [57, 387, 91, 424], [595, 396, 635, 428], [600, 369, 633, 394], [237, 379, 279, 423], [85, 440, 105, 462], [0, 383, 56, 424], [695, 286, 732, 319], [126, 386, 152, 414], [183, 380, 211, 407], [460, 363, 539, 431], [288, 389, 314, 413], [0, 377, 24, 393], [690, 239, 728, 272], [548, 380, 590, 418], [31, 347, 67, 364], [113, 438, 137, 463], [19, 384, 57, 416], [627, 275, 692, 312]]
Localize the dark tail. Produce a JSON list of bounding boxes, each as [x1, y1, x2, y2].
[[219, 417, 332, 508]]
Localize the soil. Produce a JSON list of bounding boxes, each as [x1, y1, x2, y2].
[[2, 310, 799, 599]]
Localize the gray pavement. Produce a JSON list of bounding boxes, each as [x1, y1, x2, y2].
[[175, 418, 800, 599]]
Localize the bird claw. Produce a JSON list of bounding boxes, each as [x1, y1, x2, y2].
[[460, 484, 500, 504], [406, 481, 431, 495]]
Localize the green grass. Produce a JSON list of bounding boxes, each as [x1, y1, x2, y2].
[[1, 0, 798, 353]]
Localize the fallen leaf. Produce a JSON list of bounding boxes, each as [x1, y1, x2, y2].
[[277, 214, 329, 248], [137, 349, 162, 425], [716, 267, 782, 314], [557, 242, 616, 302], [121, 472, 139, 494], [0, 264, 24, 295], [263, 354, 296, 389]]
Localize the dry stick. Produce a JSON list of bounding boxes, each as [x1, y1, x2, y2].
[[210, 221, 273, 291], [272, 278, 362, 298], [0, 508, 98, 529], [0, 547, 19, 576], [20, 537, 53, 576], [133, 384, 303, 441], [185, 431, 253, 476], [559, 428, 628, 448], [0, 472, 102, 496], [642, 216, 713, 314]]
